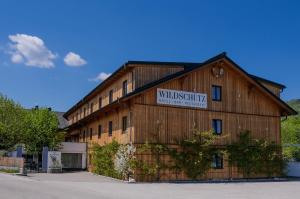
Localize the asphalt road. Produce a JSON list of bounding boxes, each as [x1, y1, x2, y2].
[[0, 172, 300, 199]]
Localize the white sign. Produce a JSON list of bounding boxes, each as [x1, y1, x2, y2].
[[47, 151, 62, 170], [157, 88, 207, 109]]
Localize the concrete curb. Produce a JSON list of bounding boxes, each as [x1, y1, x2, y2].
[[88, 172, 128, 183]]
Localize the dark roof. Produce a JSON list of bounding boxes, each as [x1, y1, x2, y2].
[[248, 74, 286, 89], [54, 111, 68, 129], [64, 52, 293, 118]]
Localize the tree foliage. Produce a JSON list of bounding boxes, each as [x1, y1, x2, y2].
[[168, 130, 221, 179], [92, 140, 121, 179], [282, 99, 300, 161], [0, 94, 25, 150], [23, 108, 63, 154], [227, 131, 285, 178], [0, 93, 64, 154], [114, 143, 136, 180]]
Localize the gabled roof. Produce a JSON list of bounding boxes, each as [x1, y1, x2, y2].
[[121, 52, 296, 116], [64, 52, 296, 118]]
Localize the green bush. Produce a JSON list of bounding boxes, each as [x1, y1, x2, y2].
[[227, 131, 285, 178], [91, 140, 121, 179], [168, 130, 221, 179]]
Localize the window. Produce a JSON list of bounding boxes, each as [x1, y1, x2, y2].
[[212, 119, 222, 135], [84, 107, 86, 117], [122, 116, 128, 132], [109, 90, 113, 103], [108, 121, 113, 137], [83, 130, 86, 142], [99, 97, 102, 109], [212, 85, 222, 101], [212, 153, 223, 169], [90, 128, 93, 140], [90, 103, 94, 113], [98, 125, 102, 138], [122, 80, 128, 96]]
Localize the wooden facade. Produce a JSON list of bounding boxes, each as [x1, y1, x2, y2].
[[64, 53, 296, 181]]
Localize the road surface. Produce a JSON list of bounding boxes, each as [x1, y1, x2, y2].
[[0, 172, 299, 199]]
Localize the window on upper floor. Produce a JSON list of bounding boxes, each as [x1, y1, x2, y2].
[[212, 119, 222, 135], [122, 116, 128, 132], [98, 125, 102, 138], [84, 107, 86, 117], [109, 90, 113, 103], [212, 153, 223, 169], [212, 85, 222, 101], [90, 103, 94, 114], [83, 130, 86, 142], [99, 97, 102, 109], [122, 80, 128, 96], [90, 128, 93, 140], [108, 121, 113, 137]]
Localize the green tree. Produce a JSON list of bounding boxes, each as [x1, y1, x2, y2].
[[0, 94, 25, 150], [282, 99, 300, 161], [23, 108, 64, 155]]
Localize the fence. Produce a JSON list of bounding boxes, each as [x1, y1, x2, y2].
[[0, 157, 24, 171]]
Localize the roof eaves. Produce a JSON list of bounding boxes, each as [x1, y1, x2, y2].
[[223, 55, 297, 115], [249, 74, 286, 89]]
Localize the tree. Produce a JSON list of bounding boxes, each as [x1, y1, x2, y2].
[[282, 99, 300, 161], [23, 108, 64, 155], [0, 94, 25, 150], [282, 117, 300, 160]]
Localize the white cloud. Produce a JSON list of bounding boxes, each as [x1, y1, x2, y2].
[[89, 72, 111, 82], [64, 52, 87, 67], [8, 34, 57, 68]]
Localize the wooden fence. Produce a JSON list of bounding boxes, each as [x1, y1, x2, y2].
[[0, 157, 24, 169]]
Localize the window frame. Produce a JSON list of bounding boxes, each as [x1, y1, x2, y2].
[[122, 80, 128, 96], [90, 128, 93, 140], [98, 97, 102, 109], [109, 90, 113, 103], [108, 121, 113, 137], [122, 116, 128, 133], [90, 102, 94, 114], [212, 85, 222, 101], [83, 130, 86, 142], [98, 125, 102, 138], [212, 119, 222, 135], [212, 153, 223, 169]]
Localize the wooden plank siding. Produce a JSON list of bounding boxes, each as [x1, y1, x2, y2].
[[67, 71, 134, 125], [260, 82, 282, 97], [64, 55, 291, 181], [132, 65, 183, 88]]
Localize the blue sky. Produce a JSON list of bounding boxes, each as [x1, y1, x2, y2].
[[0, 0, 299, 111]]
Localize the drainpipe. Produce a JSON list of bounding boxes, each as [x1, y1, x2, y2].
[[281, 114, 288, 122]]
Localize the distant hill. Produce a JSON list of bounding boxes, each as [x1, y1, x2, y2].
[[287, 99, 300, 115]]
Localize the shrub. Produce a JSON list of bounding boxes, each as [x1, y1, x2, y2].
[[114, 143, 136, 180], [227, 131, 285, 178], [91, 140, 120, 179]]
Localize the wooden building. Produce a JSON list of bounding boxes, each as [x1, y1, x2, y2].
[[64, 52, 297, 181]]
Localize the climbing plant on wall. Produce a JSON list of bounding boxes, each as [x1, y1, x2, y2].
[[227, 130, 285, 178], [168, 130, 222, 179]]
